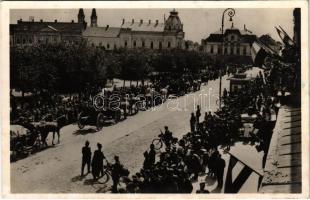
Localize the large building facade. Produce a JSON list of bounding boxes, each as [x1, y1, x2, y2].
[[10, 9, 185, 50], [201, 25, 257, 58], [82, 9, 185, 50], [10, 10, 87, 47]]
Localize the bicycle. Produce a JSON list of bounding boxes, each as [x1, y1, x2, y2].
[[151, 130, 178, 150]]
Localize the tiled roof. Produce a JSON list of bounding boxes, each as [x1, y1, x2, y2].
[[83, 27, 121, 38], [205, 34, 223, 42], [205, 28, 256, 43], [121, 21, 165, 32], [208, 28, 254, 36], [10, 21, 84, 33]]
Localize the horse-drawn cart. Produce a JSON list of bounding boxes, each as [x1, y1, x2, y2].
[[10, 124, 41, 160], [77, 108, 106, 131]]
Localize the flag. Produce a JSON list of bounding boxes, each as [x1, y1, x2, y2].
[[224, 153, 264, 193], [275, 26, 295, 47]]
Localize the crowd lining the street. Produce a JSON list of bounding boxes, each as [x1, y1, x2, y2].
[[80, 67, 285, 193]]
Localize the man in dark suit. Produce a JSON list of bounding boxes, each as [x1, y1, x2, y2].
[[81, 140, 91, 176]]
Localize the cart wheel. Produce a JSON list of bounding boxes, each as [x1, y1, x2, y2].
[[15, 142, 24, 156], [133, 105, 139, 115], [152, 138, 163, 150], [77, 112, 85, 129], [96, 113, 104, 131]]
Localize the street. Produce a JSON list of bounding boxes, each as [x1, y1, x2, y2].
[[11, 71, 250, 193]]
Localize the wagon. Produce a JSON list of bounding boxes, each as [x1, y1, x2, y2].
[[77, 107, 106, 131], [77, 99, 125, 130], [10, 124, 41, 159]]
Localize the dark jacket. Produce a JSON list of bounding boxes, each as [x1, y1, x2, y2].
[[82, 146, 91, 160]]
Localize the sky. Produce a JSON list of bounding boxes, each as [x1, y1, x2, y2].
[[10, 8, 294, 43]]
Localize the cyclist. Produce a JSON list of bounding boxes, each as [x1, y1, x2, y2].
[[162, 126, 173, 148]]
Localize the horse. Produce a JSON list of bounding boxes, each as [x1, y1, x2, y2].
[[160, 85, 169, 101], [32, 115, 67, 147]]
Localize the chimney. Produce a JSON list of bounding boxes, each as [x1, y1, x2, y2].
[[54, 19, 57, 23], [231, 22, 234, 28], [106, 25, 109, 30], [149, 19, 151, 24], [156, 20, 158, 25], [122, 18, 125, 25], [71, 20, 74, 23], [17, 19, 22, 23], [132, 19, 134, 24], [40, 19, 43, 23], [140, 19, 143, 24], [29, 16, 34, 22], [244, 24, 246, 30]]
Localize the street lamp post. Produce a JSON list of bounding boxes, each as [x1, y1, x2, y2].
[[219, 8, 235, 110]]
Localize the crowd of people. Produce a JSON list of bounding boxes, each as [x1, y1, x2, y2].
[[78, 67, 283, 193]]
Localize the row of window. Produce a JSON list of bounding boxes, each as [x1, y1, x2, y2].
[[209, 45, 248, 55], [124, 40, 171, 49], [13, 36, 59, 45], [95, 42, 117, 50]]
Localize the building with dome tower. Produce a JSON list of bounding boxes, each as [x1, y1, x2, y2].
[[82, 8, 185, 50], [10, 8, 185, 50]]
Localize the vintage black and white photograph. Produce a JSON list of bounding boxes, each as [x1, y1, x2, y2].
[[1, 1, 307, 197]]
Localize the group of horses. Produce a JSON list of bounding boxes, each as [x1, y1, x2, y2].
[[15, 115, 67, 148]]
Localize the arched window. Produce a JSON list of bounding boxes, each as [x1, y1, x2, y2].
[[124, 41, 127, 47], [114, 44, 117, 49], [168, 41, 171, 48], [107, 43, 110, 49], [230, 47, 234, 55], [17, 38, 20, 44], [142, 41, 145, 48], [150, 41, 153, 49], [210, 45, 214, 54], [133, 41, 136, 47]]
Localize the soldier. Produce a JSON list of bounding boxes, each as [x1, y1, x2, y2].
[[196, 105, 201, 127], [91, 143, 105, 180], [148, 144, 156, 166], [81, 141, 91, 176], [162, 126, 173, 148], [223, 88, 228, 98], [190, 113, 196, 132], [111, 156, 124, 193]]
